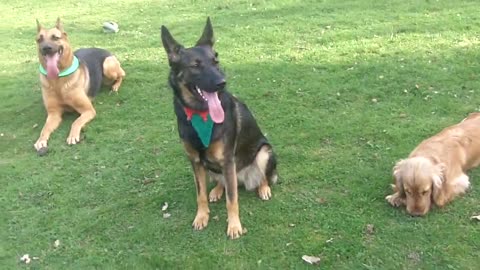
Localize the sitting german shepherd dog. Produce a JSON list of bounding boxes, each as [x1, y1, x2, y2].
[[34, 18, 125, 155], [161, 18, 278, 239]]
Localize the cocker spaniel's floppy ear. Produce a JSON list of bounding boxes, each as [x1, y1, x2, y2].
[[393, 159, 406, 195], [432, 163, 446, 204]]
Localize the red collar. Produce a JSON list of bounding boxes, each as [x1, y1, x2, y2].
[[184, 107, 209, 121]]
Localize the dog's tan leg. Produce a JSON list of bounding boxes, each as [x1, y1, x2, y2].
[[385, 192, 405, 207], [34, 110, 62, 152], [34, 93, 63, 153], [209, 181, 224, 202], [224, 160, 243, 239], [191, 161, 210, 230], [66, 93, 96, 145], [183, 142, 210, 230], [258, 178, 272, 200], [103, 56, 125, 92]]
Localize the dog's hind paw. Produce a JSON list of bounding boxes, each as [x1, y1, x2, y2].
[[258, 185, 272, 200], [209, 184, 224, 202], [111, 84, 120, 92]]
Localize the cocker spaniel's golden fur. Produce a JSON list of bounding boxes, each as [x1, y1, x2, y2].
[[386, 112, 480, 216]]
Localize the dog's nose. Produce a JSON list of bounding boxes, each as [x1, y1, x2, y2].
[[216, 79, 226, 90], [41, 45, 52, 55]]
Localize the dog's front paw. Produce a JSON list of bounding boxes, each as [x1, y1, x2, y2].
[[258, 185, 272, 200], [386, 193, 404, 207], [66, 133, 81, 145], [34, 139, 48, 156], [192, 211, 209, 230], [226, 219, 243, 239]]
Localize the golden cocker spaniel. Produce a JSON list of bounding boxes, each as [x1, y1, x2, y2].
[[386, 112, 480, 216]]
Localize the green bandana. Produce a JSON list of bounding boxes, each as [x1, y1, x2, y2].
[[39, 56, 80, 77], [191, 114, 214, 148]]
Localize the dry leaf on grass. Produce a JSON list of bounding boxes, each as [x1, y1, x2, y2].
[[407, 251, 421, 263], [365, 224, 375, 235], [471, 215, 480, 221], [20, 254, 31, 264], [302, 255, 321, 265], [316, 197, 327, 204], [161, 202, 168, 212]]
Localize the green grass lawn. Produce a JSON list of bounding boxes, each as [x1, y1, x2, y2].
[[1, 0, 479, 269]]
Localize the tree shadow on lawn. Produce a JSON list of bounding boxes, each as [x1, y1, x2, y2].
[[122, 0, 479, 44]]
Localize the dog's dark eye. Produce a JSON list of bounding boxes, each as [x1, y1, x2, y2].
[[421, 190, 429, 195], [51, 35, 60, 41], [36, 35, 43, 43]]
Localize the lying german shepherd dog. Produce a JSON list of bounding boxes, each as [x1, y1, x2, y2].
[[161, 18, 278, 239], [34, 18, 125, 155]]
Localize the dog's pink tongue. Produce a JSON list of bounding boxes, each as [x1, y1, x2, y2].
[[45, 53, 60, 79], [203, 91, 224, 123]]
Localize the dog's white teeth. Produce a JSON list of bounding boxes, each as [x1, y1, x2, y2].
[[195, 87, 208, 101]]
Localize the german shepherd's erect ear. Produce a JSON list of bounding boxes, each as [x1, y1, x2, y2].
[[55, 17, 64, 32], [36, 19, 42, 33], [160, 25, 183, 65], [195, 17, 215, 47]]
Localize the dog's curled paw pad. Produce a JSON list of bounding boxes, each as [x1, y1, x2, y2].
[[192, 213, 209, 230], [258, 185, 272, 201], [227, 221, 243, 239]]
